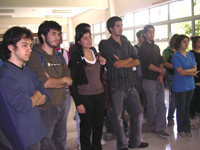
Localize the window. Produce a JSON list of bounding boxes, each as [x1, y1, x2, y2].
[[123, 30, 134, 42], [60, 32, 68, 49], [171, 21, 192, 37], [101, 22, 106, 32], [195, 20, 200, 35], [169, 0, 192, 20], [91, 21, 106, 52], [123, 14, 134, 28], [154, 25, 168, 41], [150, 5, 168, 23], [194, 0, 200, 15], [94, 23, 101, 34], [135, 10, 149, 26]]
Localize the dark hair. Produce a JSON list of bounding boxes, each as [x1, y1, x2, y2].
[[175, 34, 189, 50], [75, 28, 91, 57], [1, 26, 33, 61], [98, 40, 106, 53], [107, 16, 122, 34], [75, 23, 90, 33], [38, 20, 61, 44], [191, 36, 200, 49], [169, 34, 179, 49], [136, 30, 143, 38], [143, 25, 155, 34]]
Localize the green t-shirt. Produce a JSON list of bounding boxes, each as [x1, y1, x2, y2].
[[163, 46, 175, 76]]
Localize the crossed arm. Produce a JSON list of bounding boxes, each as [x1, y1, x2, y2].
[[113, 54, 140, 69], [176, 65, 199, 77]]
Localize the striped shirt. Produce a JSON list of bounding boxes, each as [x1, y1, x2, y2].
[[101, 35, 138, 90]]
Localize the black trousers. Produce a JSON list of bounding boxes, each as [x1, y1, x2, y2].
[[79, 92, 105, 150]]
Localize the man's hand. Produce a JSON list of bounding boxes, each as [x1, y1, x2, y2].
[[44, 71, 50, 78], [77, 104, 86, 114], [65, 76, 73, 86], [36, 94, 46, 106], [160, 68, 166, 76], [157, 75, 163, 83]]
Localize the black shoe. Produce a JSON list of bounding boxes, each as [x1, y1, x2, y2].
[[128, 142, 149, 148], [119, 148, 129, 150]]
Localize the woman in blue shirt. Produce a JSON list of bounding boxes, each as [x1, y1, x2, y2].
[[171, 34, 198, 138]]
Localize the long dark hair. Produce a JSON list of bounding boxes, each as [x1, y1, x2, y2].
[[191, 36, 200, 49], [175, 34, 189, 50], [75, 28, 91, 57]]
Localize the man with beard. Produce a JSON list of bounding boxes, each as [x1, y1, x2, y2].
[[27, 20, 73, 150]]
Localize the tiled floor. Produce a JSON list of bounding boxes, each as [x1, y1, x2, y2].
[[66, 88, 200, 150]]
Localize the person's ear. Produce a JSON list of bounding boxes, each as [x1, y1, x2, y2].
[[78, 41, 81, 45], [8, 45, 15, 52], [41, 34, 45, 41]]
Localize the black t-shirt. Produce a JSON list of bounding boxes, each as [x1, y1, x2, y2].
[[190, 50, 200, 83]]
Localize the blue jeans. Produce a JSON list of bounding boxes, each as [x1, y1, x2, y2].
[[39, 103, 67, 150], [143, 79, 166, 130], [76, 110, 80, 146], [105, 108, 128, 134], [165, 75, 176, 122], [65, 94, 71, 148], [175, 90, 194, 133], [111, 87, 143, 149]]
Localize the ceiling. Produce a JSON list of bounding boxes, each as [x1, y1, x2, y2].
[[0, 7, 91, 18]]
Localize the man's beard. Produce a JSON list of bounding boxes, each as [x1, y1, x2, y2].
[[45, 37, 58, 49]]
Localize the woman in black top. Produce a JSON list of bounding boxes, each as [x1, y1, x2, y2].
[[190, 36, 200, 117], [69, 28, 106, 150]]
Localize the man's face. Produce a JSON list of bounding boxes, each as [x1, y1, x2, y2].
[[11, 38, 32, 63], [144, 28, 155, 42], [110, 21, 123, 36], [45, 29, 61, 48], [138, 33, 144, 44]]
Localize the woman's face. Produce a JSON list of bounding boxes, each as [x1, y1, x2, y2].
[[180, 38, 189, 51], [78, 32, 92, 50], [195, 38, 200, 49]]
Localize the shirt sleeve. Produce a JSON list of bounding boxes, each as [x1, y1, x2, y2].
[[0, 78, 33, 114], [27, 51, 48, 85], [30, 68, 50, 104], [171, 54, 182, 69], [101, 42, 118, 68], [163, 49, 171, 63]]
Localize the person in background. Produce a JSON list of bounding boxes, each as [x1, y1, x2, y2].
[[55, 32, 73, 149], [171, 34, 198, 138], [163, 34, 179, 126], [133, 30, 147, 118], [190, 36, 200, 119], [138, 25, 169, 138], [69, 28, 106, 150], [0, 26, 50, 149]]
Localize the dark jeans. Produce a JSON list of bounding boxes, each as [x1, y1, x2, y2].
[[175, 90, 194, 133], [79, 93, 105, 150], [105, 108, 128, 134], [39, 103, 67, 150], [111, 87, 143, 149], [135, 74, 147, 115]]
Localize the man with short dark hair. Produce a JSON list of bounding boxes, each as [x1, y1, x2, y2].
[[138, 25, 169, 138], [27, 20, 72, 150], [0, 26, 50, 150], [101, 16, 149, 150], [134, 30, 147, 117]]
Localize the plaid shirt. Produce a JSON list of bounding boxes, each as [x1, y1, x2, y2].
[[101, 35, 138, 90]]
